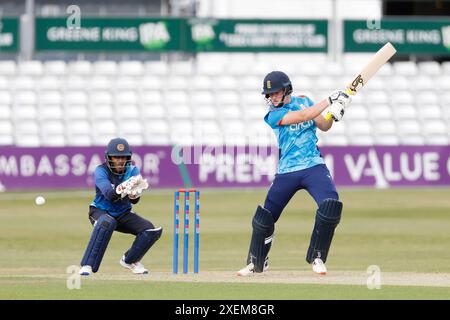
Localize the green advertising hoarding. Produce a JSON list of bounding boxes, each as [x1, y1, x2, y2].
[[35, 17, 184, 51], [345, 19, 450, 54], [0, 17, 19, 52], [187, 18, 328, 52], [35, 17, 328, 52]]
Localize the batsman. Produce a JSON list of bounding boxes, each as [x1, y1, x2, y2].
[[237, 71, 351, 276], [79, 137, 162, 276]]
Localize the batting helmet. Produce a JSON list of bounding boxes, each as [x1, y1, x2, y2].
[[105, 137, 132, 175], [262, 71, 293, 98]]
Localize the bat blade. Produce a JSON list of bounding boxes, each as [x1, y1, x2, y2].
[[325, 42, 397, 121]]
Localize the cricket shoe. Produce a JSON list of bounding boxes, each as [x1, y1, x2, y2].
[[79, 265, 92, 276], [236, 258, 269, 276], [120, 256, 149, 274], [312, 258, 327, 275]]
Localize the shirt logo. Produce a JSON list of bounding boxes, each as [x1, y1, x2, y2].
[[117, 144, 125, 151]]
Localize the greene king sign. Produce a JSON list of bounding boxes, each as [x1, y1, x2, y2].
[[345, 19, 450, 54], [35, 17, 183, 51]]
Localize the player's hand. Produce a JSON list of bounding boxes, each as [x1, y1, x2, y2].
[[327, 90, 352, 108], [126, 175, 149, 199], [328, 101, 345, 122], [115, 175, 140, 198]]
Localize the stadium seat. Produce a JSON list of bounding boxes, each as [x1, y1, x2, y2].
[[115, 91, 139, 105], [391, 91, 414, 105], [368, 104, 392, 120], [398, 120, 421, 136], [0, 76, 8, 90], [13, 76, 35, 90], [393, 61, 418, 76], [13, 105, 37, 120], [145, 119, 169, 135], [116, 104, 139, 119], [220, 104, 240, 119], [118, 61, 144, 76], [65, 104, 89, 120], [68, 61, 92, 75], [190, 91, 215, 106], [141, 104, 166, 118], [170, 61, 193, 75], [90, 91, 113, 105], [65, 91, 88, 105], [345, 104, 368, 120], [89, 76, 112, 90], [119, 120, 143, 135], [365, 91, 389, 105], [196, 105, 217, 119], [350, 135, 374, 145], [91, 104, 114, 119], [393, 104, 417, 119], [92, 120, 117, 136], [40, 91, 63, 105], [67, 120, 91, 135], [216, 76, 238, 90], [0, 105, 11, 119], [39, 105, 63, 120], [0, 61, 16, 75], [347, 120, 372, 136], [115, 77, 139, 90], [191, 75, 213, 90], [18, 61, 43, 76], [66, 76, 87, 90], [39, 76, 62, 90], [418, 61, 441, 76], [141, 76, 163, 90], [93, 61, 118, 76], [0, 121, 13, 135], [167, 76, 188, 90], [391, 75, 410, 90], [375, 135, 399, 145], [15, 135, 40, 147], [325, 135, 348, 146], [67, 134, 92, 146], [44, 60, 67, 76], [144, 61, 169, 75], [421, 104, 442, 119], [0, 91, 13, 105]]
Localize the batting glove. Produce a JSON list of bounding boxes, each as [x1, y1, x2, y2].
[[327, 90, 352, 108]]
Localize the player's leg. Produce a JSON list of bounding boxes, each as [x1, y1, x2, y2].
[[116, 212, 162, 274], [80, 207, 117, 275], [238, 172, 300, 276], [303, 164, 342, 274]]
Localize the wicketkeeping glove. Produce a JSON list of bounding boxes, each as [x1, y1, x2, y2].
[[116, 176, 140, 198], [127, 176, 149, 199]]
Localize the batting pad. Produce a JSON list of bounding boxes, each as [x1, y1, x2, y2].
[[306, 199, 343, 264], [247, 205, 275, 272], [124, 227, 163, 264], [81, 214, 117, 272]]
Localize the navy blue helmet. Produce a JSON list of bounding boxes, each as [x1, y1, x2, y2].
[[105, 137, 132, 175], [262, 71, 293, 107]]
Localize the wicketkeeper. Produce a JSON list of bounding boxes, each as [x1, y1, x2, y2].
[[79, 137, 162, 276], [237, 71, 351, 276]]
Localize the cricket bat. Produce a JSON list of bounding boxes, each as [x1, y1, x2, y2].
[[325, 42, 397, 121]]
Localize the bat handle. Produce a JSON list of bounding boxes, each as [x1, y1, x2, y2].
[[324, 88, 355, 121]]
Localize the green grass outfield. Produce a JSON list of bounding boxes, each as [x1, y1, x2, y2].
[[0, 188, 450, 300]]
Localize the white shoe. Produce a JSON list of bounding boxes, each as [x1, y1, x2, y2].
[[237, 259, 269, 276], [312, 258, 327, 275], [120, 255, 149, 274], [79, 265, 92, 276]]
